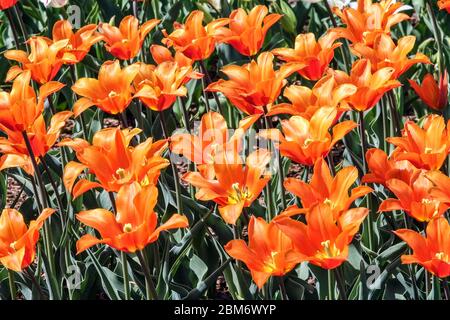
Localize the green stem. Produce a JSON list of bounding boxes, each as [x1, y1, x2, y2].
[[443, 278, 450, 300], [327, 269, 335, 300], [8, 269, 17, 300], [333, 268, 347, 300], [159, 111, 183, 213], [279, 276, 288, 300], [426, 0, 445, 72], [121, 252, 131, 300], [136, 250, 158, 300], [387, 91, 402, 137], [21, 131, 60, 299], [13, 5, 30, 53], [199, 60, 224, 114], [39, 156, 66, 227], [6, 8, 21, 50], [25, 267, 45, 300]]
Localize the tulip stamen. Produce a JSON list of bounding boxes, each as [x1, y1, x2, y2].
[[9, 241, 17, 251], [123, 223, 133, 233], [115, 168, 126, 180], [228, 183, 252, 205]]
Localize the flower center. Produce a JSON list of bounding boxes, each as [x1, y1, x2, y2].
[[435, 251, 448, 262], [115, 168, 126, 180], [228, 182, 252, 205], [123, 223, 133, 233], [303, 138, 314, 147], [109, 91, 118, 98], [9, 241, 17, 251], [424, 147, 433, 154], [319, 240, 341, 258]]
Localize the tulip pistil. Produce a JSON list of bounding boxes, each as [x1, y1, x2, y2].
[[123, 223, 133, 233]]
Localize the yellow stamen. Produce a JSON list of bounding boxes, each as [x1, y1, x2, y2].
[[10, 241, 17, 251], [116, 168, 126, 180], [123, 223, 133, 233], [424, 147, 433, 154], [109, 91, 118, 98], [303, 138, 314, 147]]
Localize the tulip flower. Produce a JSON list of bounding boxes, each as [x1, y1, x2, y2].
[[99, 15, 160, 60], [224, 216, 304, 288], [52, 19, 103, 65], [284, 158, 372, 219], [275, 204, 369, 269], [0, 0, 16, 9], [133, 61, 201, 112], [5, 36, 70, 84], [379, 172, 448, 222], [352, 34, 430, 79], [361, 148, 419, 186], [0, 208, 55, 272], [408, 71, 448, 111], [171, 111, 260, 179], [329, 59, 401, 112], [272, 32, 341, 81], [0, 111, 73, 175], [60, 127, 169, 199], [162, 10, 229, 61], [260, 107, 357, 166], [394, 217, 450, 278], [438, 0, 450, 13], [426, 170, 450, 204], [207, 52, 303, 115], [150, 44, 197, 69], [215, 5, 282, 57], [183, 149, 271, 225], [76, 182, 188, 253], [71, 60, 140, 116], [387, 115, 450, 170], [331, 0, 410, 45], [0, 70, 65, 132], [268, 74, 356, 119]]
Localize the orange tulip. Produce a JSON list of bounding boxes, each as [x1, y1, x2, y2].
[[284, 158, 372, 219], [52, 19, 103, 65], [183, 149, 271, 225], [352, 34, 430, 79], [438, 0, 450, 13], [215, 5, 282, 57], [71, 60, 140, 116], [99, 15, 159, 60], [162, 10, 229, 61], [275, 204, 369, 269], [379, 172, 448, 222], [60, 127, 169, 199], [394, 217, 450, 278], [133, 61, 201, 112], [76, 182, 188, 254], [0, 70, 65, 132], [426, 170, 450, 204], [225, 216, 304, 288], [387, 115, 450, 170], [272, 33, 341, 81], [0, 111, 73, 175], [207, 52, 303, 115], [0, 208, 55, 272], [150, 44, 197, 69], [331, 0, 410, 45], [0, 0, 17, 10], [329, 59, 401, 112], [260, 107, 357, 166], [268, 73, 356, 119], [5, 36, 70, 84], [171, 111, 260, 179], [408, 71, 448, 111], [361, 148, 419, 186]]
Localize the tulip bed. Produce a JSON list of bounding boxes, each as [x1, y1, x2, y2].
[[0, 0, 449, 301]]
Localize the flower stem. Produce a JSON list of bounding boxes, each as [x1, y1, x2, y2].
[[279, 276, 288, 300], [198, 60, 224, 114], [8, 269, 17, 300], [159, 111, 183, 213], [443, 278, 450, 300], [13, 5, 30, 53], [21, 131, 60, 299], [426, 0, 445, 73], [387, 91, 401, 136], [333, 267, 347, 300], [69, 64, 88, 140], [25, 267, 45, 300], [5, 8, 21, 50], [121, 252, 131, 300], [136, 250, 158, 300], [327, 269, 335, 300]]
